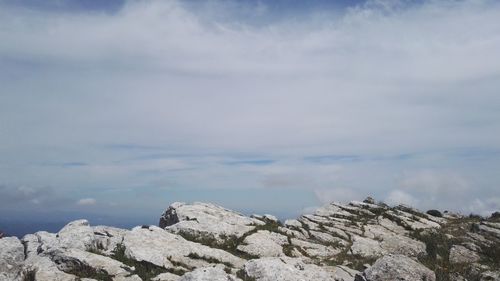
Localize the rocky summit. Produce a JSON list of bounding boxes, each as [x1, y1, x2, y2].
[[1, 198, 499, 281]]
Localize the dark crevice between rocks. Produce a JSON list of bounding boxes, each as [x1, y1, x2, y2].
[[22, 269, 37, 281], [52, 255, 113, 281], [21, 240, 28, 260], [187, 252, 234, 268], [236, 269, 257, 281]]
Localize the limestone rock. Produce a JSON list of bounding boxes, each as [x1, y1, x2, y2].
[[449, 245, 480, 264], [160, 202, 263, 246], [56, 220, 96, 250], [0, 237, 24, 281], [291, 238, 341, 258], [350, 236, 384, 258], [22, 255, 77, 281], [236, 230, 288, 257], [242, 257, 336, 281], [123, 226, 245, 271], [356, 254, 435, 281], [49, 248, 141, 281], [179, 265, 241, 281]]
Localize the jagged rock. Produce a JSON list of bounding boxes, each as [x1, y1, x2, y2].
[[350, 236, 385, 258], [242, 257, 336, 281], [356, 254, 435, 281], [92, 225, 128, 255], [56, 220, 96, 250], [22, 255, 78, 281], [449, 245, 480, 264], [123, 226, 245, 271], [0, 237, 24, 281], [178, 265, 241, 281], [385, 210, 441, 230], [290, 238, 341, 257], [379, 235, 426, 257], [236, 230, 288, 257], [277, 227, 308, 240], [49, 248, 141, 281], [160, 202, 263, 246], [309, 230, 348, 246], [284, 219, 303, 229], [479, 222, 500, 239]]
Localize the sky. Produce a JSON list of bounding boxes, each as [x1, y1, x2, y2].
[[1, 0, 500, 230]]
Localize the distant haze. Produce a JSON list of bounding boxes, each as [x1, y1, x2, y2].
[[1, 0, 500, 231]]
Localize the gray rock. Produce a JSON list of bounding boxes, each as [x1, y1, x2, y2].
[[56, 220, 96, 250], [236, 230, 288, 257], [179, 265, 241, 281], [449, 245, 480, 264], [123, 226, 245, 271], [357, 254, 435, 281], [0, 237, 24, 281], [160, 202, 263, 246], [22, 255, 77, 281], [50, 248, 141, 281], [242, 257, 336, 281]]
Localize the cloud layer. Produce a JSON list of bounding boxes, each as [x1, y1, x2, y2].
[[1, 0, 500, 218]]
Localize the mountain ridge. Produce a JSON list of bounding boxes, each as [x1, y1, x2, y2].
[[1, 197, 499, 281]]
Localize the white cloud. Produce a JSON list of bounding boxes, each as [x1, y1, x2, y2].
[[386, 190, 419, 207], [0, 0, 499, 216], [76, 198, 97, 206], [399, 170, 469, 196], [314, 187, 361, 205], [468, 197, 500, 217]]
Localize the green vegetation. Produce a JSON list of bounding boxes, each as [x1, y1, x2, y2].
[[62, 261, 113, 281], [111, 243, 172, 280], [177, 221, 285, 260], [187, 252, 233, 268], [86, 242, 105, 255]]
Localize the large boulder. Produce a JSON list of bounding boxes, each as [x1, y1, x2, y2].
[[241, 257, 336, 281], [159, 202, 263, 246], [355, 254, 435, 281], [56, 219, 96, 250], [236, 230, 288, 257], [123, 226, 245, 272], [449, 245, 480, 264], [49, 248, 141, 281], [0, 237, 24, 281]]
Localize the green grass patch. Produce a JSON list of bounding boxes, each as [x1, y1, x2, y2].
[[111, 243, 172, 280]]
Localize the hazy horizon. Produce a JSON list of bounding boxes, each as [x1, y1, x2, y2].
[[1, 0, 500, 236]]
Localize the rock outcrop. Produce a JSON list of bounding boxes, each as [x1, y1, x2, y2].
[[355, 254, 436, 281], [1, 197, 499, 281]]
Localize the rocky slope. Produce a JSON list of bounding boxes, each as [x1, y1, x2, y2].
[[1, 197, 499, 281]]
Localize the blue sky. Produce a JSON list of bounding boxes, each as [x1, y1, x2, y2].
[[1, 0, 500, 227]]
